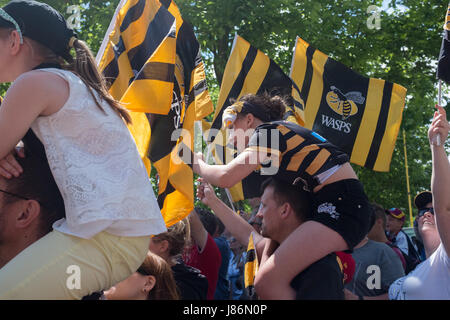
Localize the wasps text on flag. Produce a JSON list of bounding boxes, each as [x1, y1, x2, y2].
[[437, 3, 450, 84], [290, 36, 407, 172], [204, 35, 304, 202], [148, 0, 213, 227], [244, 233, 259, 299]]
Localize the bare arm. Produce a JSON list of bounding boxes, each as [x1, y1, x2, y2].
[[187, 209, 208, 252], [196, 179, 266, 258], [193, 150, 260, 188], [0, 71, 69, 161], [429, 105, 450, 255]]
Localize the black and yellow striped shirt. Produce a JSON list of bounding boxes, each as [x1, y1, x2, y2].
[[246, 121, 349, 191]]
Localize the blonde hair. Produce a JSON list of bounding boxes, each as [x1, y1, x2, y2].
[[152, 218, 191, 259]]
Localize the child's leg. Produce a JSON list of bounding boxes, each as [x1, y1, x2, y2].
[[254, 221, 348, 299], [0, 230, 149, 299], [255, 179, 371, 300]]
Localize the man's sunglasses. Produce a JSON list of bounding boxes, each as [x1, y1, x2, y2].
[[0, 188, 31, 201], [418, 207, 434, 218], [0, 188, 47, 208]]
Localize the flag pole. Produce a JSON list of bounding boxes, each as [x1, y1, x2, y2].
[[95, 0, 127, 64], [436, 80, 442, 146], [403, 129, 413, 227], [197, 122, 237, 213]]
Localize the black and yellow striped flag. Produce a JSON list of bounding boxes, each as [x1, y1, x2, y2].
[[291, 36, 407, 172], [99, 0, 176, 114], [148, 0, 213, 226], [244, 233, 259, 299], [98, 0, 212, 227], [205, 35, 304, 202], [98, 0, 177, 174], [208, 34, 304, 144]]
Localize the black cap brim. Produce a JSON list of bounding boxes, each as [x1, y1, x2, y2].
[[414, 191, 432, 209], [0, 16, 15, 29]]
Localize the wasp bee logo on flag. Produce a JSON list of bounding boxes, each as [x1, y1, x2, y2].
[[325, 86, 365, 120]]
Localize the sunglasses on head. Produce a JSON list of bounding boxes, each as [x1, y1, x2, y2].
[[418, 207, 434, 217]]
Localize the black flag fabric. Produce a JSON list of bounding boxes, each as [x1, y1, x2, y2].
[[437, 3, 450, 84], [290, 37, 407, 172]]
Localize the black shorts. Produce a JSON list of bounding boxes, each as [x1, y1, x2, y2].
[[311, 179, 372, 251]]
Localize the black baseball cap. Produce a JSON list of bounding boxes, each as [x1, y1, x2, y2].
[[414, 191, 433, 209], [0, 0, 75, 61]]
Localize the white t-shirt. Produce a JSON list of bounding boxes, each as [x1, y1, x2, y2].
[[30, 68, 167, 239], [392, 231, 410, 256], [389, 243, 450, 299]]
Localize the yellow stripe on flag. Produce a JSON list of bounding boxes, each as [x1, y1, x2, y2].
[[244, 233, 259, 298], [373, 83, 407, 171], [350, 78, 385, 166], [304, 49, 328, 130]]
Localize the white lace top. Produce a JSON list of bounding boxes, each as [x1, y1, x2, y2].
[[30, 68, 166, 239]]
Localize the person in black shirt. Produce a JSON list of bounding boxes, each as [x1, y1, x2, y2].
[[170, 258, 208, 300], [197, 176, 344, 299], [193, 93, 370, 299]]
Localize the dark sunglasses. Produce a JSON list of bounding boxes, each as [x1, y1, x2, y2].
[[0, 188, 31, 201], [418, 207, 434, 217], [0, 188, 47, 209], [136, 266, 151, 276]]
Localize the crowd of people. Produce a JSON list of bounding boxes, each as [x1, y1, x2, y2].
[[0, 0, 449, 300]]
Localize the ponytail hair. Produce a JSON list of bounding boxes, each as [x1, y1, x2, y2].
[[66, 39, 131, 124]]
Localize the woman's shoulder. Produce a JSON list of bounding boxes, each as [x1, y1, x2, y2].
[[7, 69, 70, 116], [13, 69, 70, 98], [16, 68, 69, 84]]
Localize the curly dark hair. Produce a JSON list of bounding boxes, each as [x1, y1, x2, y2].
[[231, 92, 287, 122]]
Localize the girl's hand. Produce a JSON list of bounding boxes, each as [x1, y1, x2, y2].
[[429, 105, 449, 146], [0, 147, 25, 179]]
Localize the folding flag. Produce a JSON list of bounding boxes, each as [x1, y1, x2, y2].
[[290, 36, 407, 172], [98, 0, 212, 227], [98, 0, 177, 174], [98, 0, 176, 114], [148, 0, 213, 226], [437, 3, 450, 84], [204, 35, 304, 202]]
